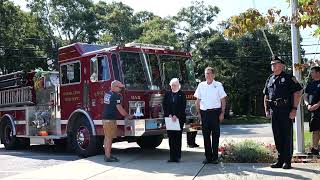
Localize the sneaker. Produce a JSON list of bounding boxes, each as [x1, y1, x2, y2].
[[104, 156, 119, 162]]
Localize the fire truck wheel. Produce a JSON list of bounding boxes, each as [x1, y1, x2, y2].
[[69, 117, 98, 157], [17, 138, 30, 149], [136, 135, 164, 149], [0, 119, 19, 150]]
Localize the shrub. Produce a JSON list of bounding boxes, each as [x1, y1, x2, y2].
[[221, 140, 276, 163]]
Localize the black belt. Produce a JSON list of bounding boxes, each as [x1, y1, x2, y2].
[[202, 108, 221, 112], [267, 98, 289, 107]]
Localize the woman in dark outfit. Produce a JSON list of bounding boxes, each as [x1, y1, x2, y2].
[[163, 78, 186, 163]]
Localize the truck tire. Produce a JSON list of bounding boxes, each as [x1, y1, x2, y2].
[[17, 138, 30, 149], [0, 119, 19, 150], [137, 135, 164, 149], [69, 116, 98, 157]]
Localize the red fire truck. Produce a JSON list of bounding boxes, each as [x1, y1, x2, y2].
[[0, 42, 198, 157]]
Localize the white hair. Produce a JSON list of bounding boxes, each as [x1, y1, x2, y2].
[[169, 78, 181, 90]]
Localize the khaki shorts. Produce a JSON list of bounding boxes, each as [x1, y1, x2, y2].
[[103, 120, 117, 138]]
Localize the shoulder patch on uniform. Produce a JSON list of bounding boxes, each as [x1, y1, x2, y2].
[[292, 76, 298, 83]]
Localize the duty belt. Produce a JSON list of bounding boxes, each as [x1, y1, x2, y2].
[[267, 98, 289, 107]]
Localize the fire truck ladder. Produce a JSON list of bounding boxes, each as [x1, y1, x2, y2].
[[0, 86, 34, 107]]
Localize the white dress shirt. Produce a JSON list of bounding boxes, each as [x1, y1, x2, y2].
[[194, 80, 227, 110]]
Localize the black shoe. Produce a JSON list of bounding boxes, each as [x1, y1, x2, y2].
[[211, 158, 219, 164], [202, 159, 213, 164], [193, 144, 200, 147], [188, 144, 200, 148], [270, 162, 283, 168], [308, 148, 319, 155], [282, 163, 292, 169], [167, 159, 180, 163]]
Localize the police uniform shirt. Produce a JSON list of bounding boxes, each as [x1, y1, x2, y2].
[[305, 80, 320, 105], [263, 71, 302, 101], [102, 90, 121, 120], [194, 81, 227, 110]]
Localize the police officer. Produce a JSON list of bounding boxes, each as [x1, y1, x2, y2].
[[304, 66, 320, 155], [263, 56, 302, 169]]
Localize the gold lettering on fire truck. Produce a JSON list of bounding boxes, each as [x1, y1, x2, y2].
[[64, 97, 80, 102], [63, 91, 80, 96], [94, 91, 104, 97], [131, 96, 141, 100], [63, 91, 81, 102], [186, 94, 196, 100]]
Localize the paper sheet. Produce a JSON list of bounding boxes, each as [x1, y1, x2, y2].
[[165, 117, 181, 131]]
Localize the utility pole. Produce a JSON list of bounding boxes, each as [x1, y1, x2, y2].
[[291, 0, 304, 154]]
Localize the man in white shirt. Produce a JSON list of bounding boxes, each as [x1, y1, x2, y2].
[[194, 67, 227, 164]]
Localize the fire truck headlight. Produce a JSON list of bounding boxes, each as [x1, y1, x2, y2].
[[186, 100, 197, 117]]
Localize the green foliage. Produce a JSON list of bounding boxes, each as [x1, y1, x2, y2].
[[28, 0, 99, 43], [224, 0, 319, 38], [137, 17, 180, 47], [222, 140, 276, 163], [174, 0, 220, 51], [1, 0, 311, 118], [222, 115, 270, 125], [0, 0, 48, 73]]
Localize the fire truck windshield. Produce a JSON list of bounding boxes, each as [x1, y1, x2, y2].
[[159, 55, 197, 90], [120, 51, 196, 91]]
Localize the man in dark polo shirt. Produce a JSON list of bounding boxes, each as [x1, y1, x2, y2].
[[103, 80, 133, 162], [304, 66, 320, 155]]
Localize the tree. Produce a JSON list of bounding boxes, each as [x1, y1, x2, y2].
[[27, 0, 99, 44], [174, 0, 220, 51], [95, 1, 139, 45], [137, 17, 180, 47], [0, 0, 47, 74]]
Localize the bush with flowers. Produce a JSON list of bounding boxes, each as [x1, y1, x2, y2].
[[220, 140, 276, 163]]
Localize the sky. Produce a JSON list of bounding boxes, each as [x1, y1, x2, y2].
[[11, 0, 320, 60]]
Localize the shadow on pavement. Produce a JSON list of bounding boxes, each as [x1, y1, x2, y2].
[[0, 145, 79, 161]]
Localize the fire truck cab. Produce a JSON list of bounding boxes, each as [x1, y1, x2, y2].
[[0, 42, 198, 157]]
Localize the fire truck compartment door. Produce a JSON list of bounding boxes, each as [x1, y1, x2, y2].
[[124, 119, 145, 136]]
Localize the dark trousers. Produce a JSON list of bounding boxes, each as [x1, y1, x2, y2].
[[271, 108, 293, 163], [187, 131, 197, 145], [200, 110, 220, 161], [167, 121, 184, 160]]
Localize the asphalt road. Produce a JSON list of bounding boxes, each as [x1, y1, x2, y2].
[[0, 123, 309, 179], [0, 144, 79, 178]]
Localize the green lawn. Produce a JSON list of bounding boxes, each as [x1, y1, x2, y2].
[[293, 130, 312, 148], [223, 115, 270, 125]]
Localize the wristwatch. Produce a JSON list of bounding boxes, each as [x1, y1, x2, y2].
[[291, 107, 298, 111]]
